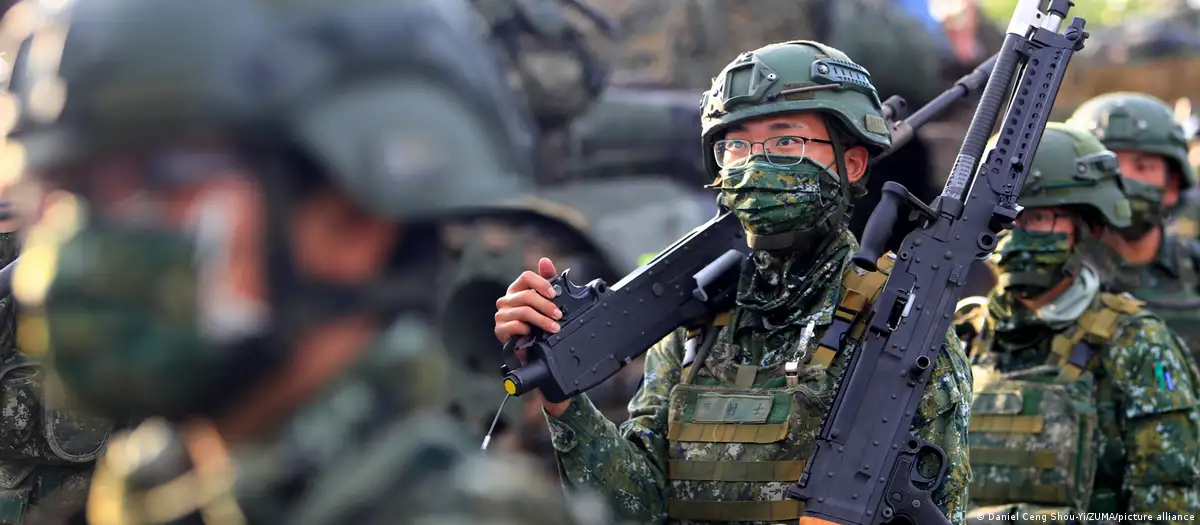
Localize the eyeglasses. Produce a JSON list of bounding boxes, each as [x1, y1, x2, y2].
[[1011, 208, 1075, 237], [712, 135, 833, 169]]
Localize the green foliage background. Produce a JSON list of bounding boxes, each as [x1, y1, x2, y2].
[[978, 0, 1181, 28]]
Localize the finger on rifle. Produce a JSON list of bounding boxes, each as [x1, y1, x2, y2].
[[495, 306, 560, 335], [495, 319, 530, 343], [537, 257, 558, 279], [496, 289, 561, 320], [507, 270, 556, 298]]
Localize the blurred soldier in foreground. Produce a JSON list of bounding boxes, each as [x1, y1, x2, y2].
[[1065, 93, 1200, 356], [0, 196, 105, 525], [957, 124, 1200, 522], [1, 0, 610, 523], [0, 199, 109, 524], [495, 40, 973, 524]]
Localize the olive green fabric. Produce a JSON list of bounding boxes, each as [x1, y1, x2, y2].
[[1003, 123, 1133, 229], [699, 40, 891, 182], [1067, 92, 1197, 189]]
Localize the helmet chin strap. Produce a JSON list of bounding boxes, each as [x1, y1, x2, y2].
[[744, 117, 851, 253]]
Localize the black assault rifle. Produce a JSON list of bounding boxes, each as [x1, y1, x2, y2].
[[788, 0, 1086, 524], [499, 50, 999, 403]]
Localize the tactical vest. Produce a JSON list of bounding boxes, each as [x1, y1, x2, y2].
[[664, 254, 898, 523], [963, 293, 1147, 519]]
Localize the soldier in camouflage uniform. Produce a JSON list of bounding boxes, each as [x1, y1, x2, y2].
[[1065, 93, 1200, 357], [495, 41, 973, 524], [955, 123, 1200, 523], [0, 0, 611, 523]]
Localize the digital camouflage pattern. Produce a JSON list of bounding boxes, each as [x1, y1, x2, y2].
[[545, 230, 973, 524], [994, 230, 1075, 298], [715, 162, 839, 239], [1107, 234, 1200, 365], [957, 283, 1200, 522], [0, 230, 107, 525]]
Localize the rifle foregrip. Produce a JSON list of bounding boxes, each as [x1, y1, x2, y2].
[[852, 181, 905, 271]]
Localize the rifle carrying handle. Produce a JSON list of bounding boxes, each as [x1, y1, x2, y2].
[[852, 181, 906, 271]]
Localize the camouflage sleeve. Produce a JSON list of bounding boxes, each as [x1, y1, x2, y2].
[[1101, 316, 1200, 518], [542, 330, 681, 522], [909, 329, 973, 525]]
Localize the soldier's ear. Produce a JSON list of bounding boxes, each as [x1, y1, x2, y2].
[[844, 145, 869, 184]]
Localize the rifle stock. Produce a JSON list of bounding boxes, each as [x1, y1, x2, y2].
[[787, 1, 1087, 524]]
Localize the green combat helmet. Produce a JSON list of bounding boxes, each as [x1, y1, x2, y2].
[[700, 40, 890, 249], [5, 0, 535, 221], [1067, 92, 1197, 195], [993, 123, 1133, 293], [2, 0, 536, 420]]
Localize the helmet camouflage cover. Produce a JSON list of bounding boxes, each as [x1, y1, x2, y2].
[[1006, 122, 1132, 228], [699, 40, 891, 186], [2, 0, 536, 220], [1066, 92, 1197, 190]]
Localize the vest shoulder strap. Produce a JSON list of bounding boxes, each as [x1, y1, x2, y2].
[[1051, 293, 1146, 382], [687, 253, 895, 373], [808, 253, 895, 367]]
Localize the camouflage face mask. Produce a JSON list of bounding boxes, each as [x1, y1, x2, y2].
[[996, 229, 1074, 299], [715, 158, 840, 237], [1121, 178, 1165, 239], [43, 224, 262, 421]]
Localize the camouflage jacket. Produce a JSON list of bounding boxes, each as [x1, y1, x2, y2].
[[0, 232, 107, 525], [1109, 232, 1200, 360], [544, 230, 973, 524], [959, 282, 1200, 521], [87, 315, 611, 525]]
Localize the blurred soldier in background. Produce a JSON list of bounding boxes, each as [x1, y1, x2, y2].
[[440, 0, 716, 462], [1, 0, 610, 523], [1066, 93, 1200, 356], [957, 124, 1200, 521]]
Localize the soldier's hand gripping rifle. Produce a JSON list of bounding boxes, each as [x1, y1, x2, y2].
[[785, 1, 1087, 524], [497, 45, 999, 405]]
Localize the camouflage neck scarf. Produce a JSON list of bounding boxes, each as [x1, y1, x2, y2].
[[716, 158, 840, 240], [734, 228, 853, 330], [996, 229, 1074, 299]]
